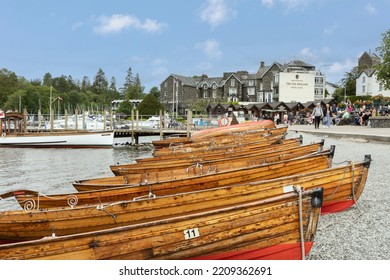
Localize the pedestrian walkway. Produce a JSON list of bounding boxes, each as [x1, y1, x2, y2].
[[286, 123, 390, 143]]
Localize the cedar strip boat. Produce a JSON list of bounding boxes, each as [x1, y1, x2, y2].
[[19, 154, 370, 213], [152, 134, 287, 157], [154, 126, 287, 152], [74, 144, 332, 191], [111, 140, 323, 175], [0, 187, 323, 259], [152, 127, 288, 157], [135, 136, 302, 164], [189, 120, 276, 140], [151, 123, 279, 149]]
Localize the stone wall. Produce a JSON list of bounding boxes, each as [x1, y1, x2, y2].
[[370, 117, 390, 128]]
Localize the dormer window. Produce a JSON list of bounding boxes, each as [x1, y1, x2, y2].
[[248, 80, 254, 86], [203, 83, 208, 89], [231, 79, 235, 86], [212, 83, 217, 89]]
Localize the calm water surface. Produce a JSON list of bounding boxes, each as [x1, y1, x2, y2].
[[0, 137, 156, 210]]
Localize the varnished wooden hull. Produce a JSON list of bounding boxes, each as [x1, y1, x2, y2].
[[190, 120, 276, 140], [74, 144, 332, 191], [134, 137, 302, 164], [0, 188, 322, 260], [110, 141, 324, 175], [153, 126, 287, 156], [0, 156, 370, 243], [6, 154, 371, 213]]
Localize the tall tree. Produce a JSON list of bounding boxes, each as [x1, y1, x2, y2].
[[42, 73, 53, 87], [123, 67, 135, 91], [0, 68, 18, 107], [375, 29, 390, 90], [92, 68, 108, 95], [109, 76, 117, 92], [81, 76, 91, 91]]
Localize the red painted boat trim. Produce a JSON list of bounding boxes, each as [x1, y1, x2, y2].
[[187, 242, 313, 260], [321, 200, 355, 215]]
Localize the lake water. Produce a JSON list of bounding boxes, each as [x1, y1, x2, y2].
[[0, 136, 157, 211]]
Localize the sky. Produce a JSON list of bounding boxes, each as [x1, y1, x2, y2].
[[1, 0, 389, 92]]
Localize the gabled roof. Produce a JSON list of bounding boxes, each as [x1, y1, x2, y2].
[[357, 68, 376, 78], [256, 62, 282, 79], [220, 73, 243, 86]]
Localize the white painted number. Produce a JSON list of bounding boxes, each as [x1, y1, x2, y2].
[[184, 227, 200, 240]]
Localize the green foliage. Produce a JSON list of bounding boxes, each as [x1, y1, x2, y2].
[[116, 100, 134, 116], [0, 68, 18, 107], [375, 29, 390, 90], [137, 94, 164, 115], [149, 86, 160, 99]]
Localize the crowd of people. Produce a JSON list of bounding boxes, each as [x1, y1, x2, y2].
[[275, 102, 387, 128]]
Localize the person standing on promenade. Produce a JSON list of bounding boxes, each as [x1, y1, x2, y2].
[[324, 104, 332, 128], [312, 103, 324, 129]]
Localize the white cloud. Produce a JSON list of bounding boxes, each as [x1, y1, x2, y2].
[[94, 14, 168, 34], [324, 58, 356, 83], [199, 0, 236, 28], [71, 21, 83, 31], [262, 0, 313, 10], [262, 0, 274, 8], [365, 3, 376, 15], [298, 47, 318, 61], [196, 39, 222, 59]]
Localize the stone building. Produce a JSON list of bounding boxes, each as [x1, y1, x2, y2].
[[160, 60, 326, 116], [356, 51, 390, 97]]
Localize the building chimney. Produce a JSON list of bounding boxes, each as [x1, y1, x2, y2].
[[260, 61, 265, 68]]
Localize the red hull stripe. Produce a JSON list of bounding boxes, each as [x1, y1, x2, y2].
[[187, 242, 313, 260], [322, 200, 355, 215]]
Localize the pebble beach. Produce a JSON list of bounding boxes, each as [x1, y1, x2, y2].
[[286, 126, 389, 260]]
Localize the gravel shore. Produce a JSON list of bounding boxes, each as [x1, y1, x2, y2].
[[286, 129, 389, 260]]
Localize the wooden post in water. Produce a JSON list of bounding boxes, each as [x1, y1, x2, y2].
[[110, 110, 113, 130], [75, 109, 79, 131], [82, 111, 86, 130], [64, 110, 68, 129], [159, 110, 163, 140], [131, 109, 135, 145], [23, 108, 27, 132], [136, 110, 139, 130], [38, 109, 42, 130], [187, 110, 192, 137]]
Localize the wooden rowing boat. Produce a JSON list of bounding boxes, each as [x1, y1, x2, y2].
[[74, 150, 334, 191], [0, 187, 323, 259], [111, 140, 324, 175], [0, 154, 370, 244], [152, 127, 288, 157], [11, 154, 369, 213], [152, 133, 287, 157], [134, 136, 302, 164], [189, 120, 276, 140], [73, 146, 334, 191]]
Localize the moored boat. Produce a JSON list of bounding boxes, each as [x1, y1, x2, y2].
[[0, 111, 114, 148], [111, 140, 323, 175], [73, 145, 333, 191], [3, 153, 370, 214], [0, 187, 323, 259]]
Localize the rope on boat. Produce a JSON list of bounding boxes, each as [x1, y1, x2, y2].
[[325, 160, 355, 201], [350, 160, 360, 211], [293, 185, 305, 260]]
